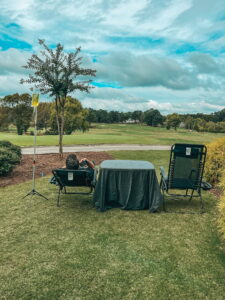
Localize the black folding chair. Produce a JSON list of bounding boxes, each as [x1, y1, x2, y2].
[[52, 168, 96, 206], [160, 144, 207, 213]]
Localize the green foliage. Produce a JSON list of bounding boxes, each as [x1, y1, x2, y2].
[[0, 147, 21, 176], [166, 113, 181, 130], [193, 118, 207, 132], [213, 108, 225, 122], [184, 116, 194, 130], [131, 110, 143, 123], [144, 109, 163, 126], [0, 106, 11, 130], [0, 148, 14, 176], [204, 137, 225, 185], [0, 140, 21, 176], [0, 93, 33, 135], [218, 170, 225, 241], [0, 140, 22, 159], [64, 97, 89, 134], [21, 39, 96, 156], [49, 97, 89, 134], [44, 129, 57, 135], [36, 102, 52, 130]]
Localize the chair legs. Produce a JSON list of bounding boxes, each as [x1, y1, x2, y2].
[[161, 187, 205, 214], [199, 192, 204, 214], [162, 189, 167, 212], [56, 186, 94, 207], [57, 188, 61, 207], [189, 189, 195, 201]]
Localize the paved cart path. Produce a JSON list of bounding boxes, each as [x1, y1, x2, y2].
[[22, 144, 170, 154]]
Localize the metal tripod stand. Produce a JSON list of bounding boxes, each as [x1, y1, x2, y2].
[[23, 103, 48, 200]]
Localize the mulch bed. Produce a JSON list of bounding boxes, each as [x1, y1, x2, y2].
[[0, 153, 222, 200], [0, 152, 114, 187]]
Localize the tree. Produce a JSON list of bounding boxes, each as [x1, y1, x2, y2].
[[36, 102, 52, 130], [63, 97, 89, 134], [184, 116, 194, 130], [166, 113, 181, 130], [212, 109, 225, 122], [193, 118, 206, 132], [0, 106, 11, 131], [21, 39, 96, 157], [49, 97, 89, 134], [1, 93, 32, 135], [144, 109, 163, 127], [132, 110, 143, 123], [96, 109, 109, 123], [108, 111, 120, 123], [87, 108, 98, 123]]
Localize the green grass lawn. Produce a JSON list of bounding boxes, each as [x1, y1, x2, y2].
[[0, 123, 224, 147], [0, 151, 225, 299]]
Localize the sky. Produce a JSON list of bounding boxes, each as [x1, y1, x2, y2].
[[0, 0, 225, 114]]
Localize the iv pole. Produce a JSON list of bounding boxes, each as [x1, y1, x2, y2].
[[23, 94, 48, 200]]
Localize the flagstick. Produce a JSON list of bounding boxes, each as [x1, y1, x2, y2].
[[23, 98, 48, 200], [32, 106, 37, 190]]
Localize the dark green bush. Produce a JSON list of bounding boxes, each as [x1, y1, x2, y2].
[[0, 148, 20, 176], [0, 140, 22, 159], [0, 141, 22, 176]]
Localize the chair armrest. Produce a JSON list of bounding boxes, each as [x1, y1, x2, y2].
[[52, 169, 64, 189], [160, 166, 167, 180]]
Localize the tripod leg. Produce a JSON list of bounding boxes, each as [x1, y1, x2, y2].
[[22, 191, 34, 199], [34, 190, 48, 200], [22, 189, 48, 200]]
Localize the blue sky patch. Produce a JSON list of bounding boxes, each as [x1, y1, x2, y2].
[[208, 31, 224, 41], [5, 23, 21, 29], [107, 36, 165, 48], [92, 81, 122, 89], [173, 43, 199, 55], [0, 34, 32, 51]]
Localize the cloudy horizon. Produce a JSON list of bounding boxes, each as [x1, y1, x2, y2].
[[1, 0, 225, 114]]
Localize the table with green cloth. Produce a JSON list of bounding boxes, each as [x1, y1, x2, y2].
[[93, 160, 162, 212]]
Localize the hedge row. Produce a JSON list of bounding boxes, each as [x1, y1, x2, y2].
[[218, 171, 225, 241], [204, 137, 225, 185], [0, 141, 22, 176], [205, 138, 225, 241]]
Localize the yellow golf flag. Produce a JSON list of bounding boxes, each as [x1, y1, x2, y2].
[[31, 94, 39, 107]]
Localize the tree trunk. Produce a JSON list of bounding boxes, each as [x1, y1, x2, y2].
[[59, 107, 65, 158], [55, 96, 64, 159]]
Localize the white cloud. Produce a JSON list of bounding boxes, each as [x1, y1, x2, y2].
[[95, 51, 196, 89], [0, 49, 30, 75], [146, 100, 174, 111], [1, 0, 225, 114]]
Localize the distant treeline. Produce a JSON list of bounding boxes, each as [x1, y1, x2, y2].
[[87, 108, 225, 133], [1, 93, 225, 134]]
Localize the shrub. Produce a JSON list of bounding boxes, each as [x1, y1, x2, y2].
[[44, 129, 57, 135], [0, 140, 22, 159], [218, 171, 225, 241], [0, 147, 21, 176], [204, 138, 225, 185], [0, 141, 22, 176]]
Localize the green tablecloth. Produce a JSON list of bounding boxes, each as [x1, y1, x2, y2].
[[93, 160, 162, 212]]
